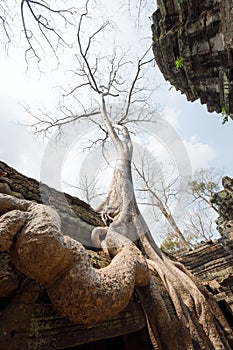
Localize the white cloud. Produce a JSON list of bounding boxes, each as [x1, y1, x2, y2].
[[0, 56, 59, 111], [184, 136, 217, 170], [163, 106, 181, 129]]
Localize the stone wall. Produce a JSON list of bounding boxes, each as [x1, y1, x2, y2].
[[0, 161, 154, 350], [152, 0, 233, 118], [1, 161, 233, 348], [175, 238, 233, 322], [211, 176, 233, 239], [0, 161, 103, 247]]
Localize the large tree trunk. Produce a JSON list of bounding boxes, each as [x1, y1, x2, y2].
[[154, 197, 190, 250], [90, 94, 233, 349], [0, 95, 232, 349]]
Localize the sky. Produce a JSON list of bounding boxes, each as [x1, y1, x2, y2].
[[0, 0, 232, 244], [1, 59, 232, 181]]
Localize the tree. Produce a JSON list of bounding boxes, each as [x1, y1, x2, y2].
[[1, 1, 233, 349], [133, 151, 191, 250], [183, 202, 216, 244], [183, 168, 222, 244], [64, 172, 104, 207], [160, 168, 222, 252], [188, 168, 221, 213]]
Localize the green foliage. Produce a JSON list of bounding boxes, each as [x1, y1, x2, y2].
[[175, 56, 183, 70], [160, 234, 183, 254], [89, 254, 101, 268], [221, 107, 229, 124], [188, 169, 220, 197], [189, 180, 218, 195]]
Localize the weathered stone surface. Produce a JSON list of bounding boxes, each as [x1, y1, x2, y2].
[[175, 238, 233, 314], [211, 176, 233, 237], [1, 162, 233, 349], [0, 252, 22, 298], [0, 161, 103, 247], [152, 0, 233, 118]]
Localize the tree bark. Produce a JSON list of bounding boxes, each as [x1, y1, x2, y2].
[[0, 95, 232, 348], [90, 94, 233, 349], [0, 194, 150, 324]]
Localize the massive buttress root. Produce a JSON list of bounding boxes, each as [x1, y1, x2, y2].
[[0, 193, 149, 324], [92, 100, 233, 349]]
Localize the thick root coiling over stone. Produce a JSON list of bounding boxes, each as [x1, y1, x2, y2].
[[93, 151, 233, 348], [0, 193, 150, 324], [1, 189, 233, 348], [48, 233, 149, 324], [0, 210, 28, 251]]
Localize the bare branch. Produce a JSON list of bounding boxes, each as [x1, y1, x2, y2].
[[133, 154, 190, 250], [118, 47, 155, 124], [20, 0, 76, 68], [76, 1, 103, 93], [64, 173, 105, 206], [23, 105, 100, 136]]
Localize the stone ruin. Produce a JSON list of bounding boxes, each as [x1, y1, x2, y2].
[[0, 161, 154, 350], [0, 160, 233, 349], [212, 176, 233, 239], [151, 0, 233, 119]]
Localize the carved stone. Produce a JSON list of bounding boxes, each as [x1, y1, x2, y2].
[[152, 0, 233, 118], [175, 238, 233, 318], [1, 161, 233, 349], [211, 176, 233, 238], [0, 161, 103, 247]]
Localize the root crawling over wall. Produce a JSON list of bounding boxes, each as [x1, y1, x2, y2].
[[0, 189, 232, 348], [0, 194, 149, 324], [88, 95, 233, 349], [0, 95, 233, 348]]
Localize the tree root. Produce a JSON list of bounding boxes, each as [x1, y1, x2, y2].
[[1, 187, 233, 349], [0, 193, 150, 324], [91, 123, 233, 349]]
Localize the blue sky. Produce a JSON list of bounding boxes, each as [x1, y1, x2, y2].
[[159, 82, 233, 176]]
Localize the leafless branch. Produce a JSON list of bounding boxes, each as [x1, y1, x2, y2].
[[183, 202, 217, 244], [187, 168, 223, 213], [0, 2, 17, 51], [64, 173, 105, 206], [23, 105, 100, 137], [118, 47, 155, 124], [20, 0, 77, 68], [133, 152, 190, 249], [76, 1, 105, 93]]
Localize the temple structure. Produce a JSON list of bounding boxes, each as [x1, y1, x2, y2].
[[0, 161, 233, 349], [152, 0, 233, 119]]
